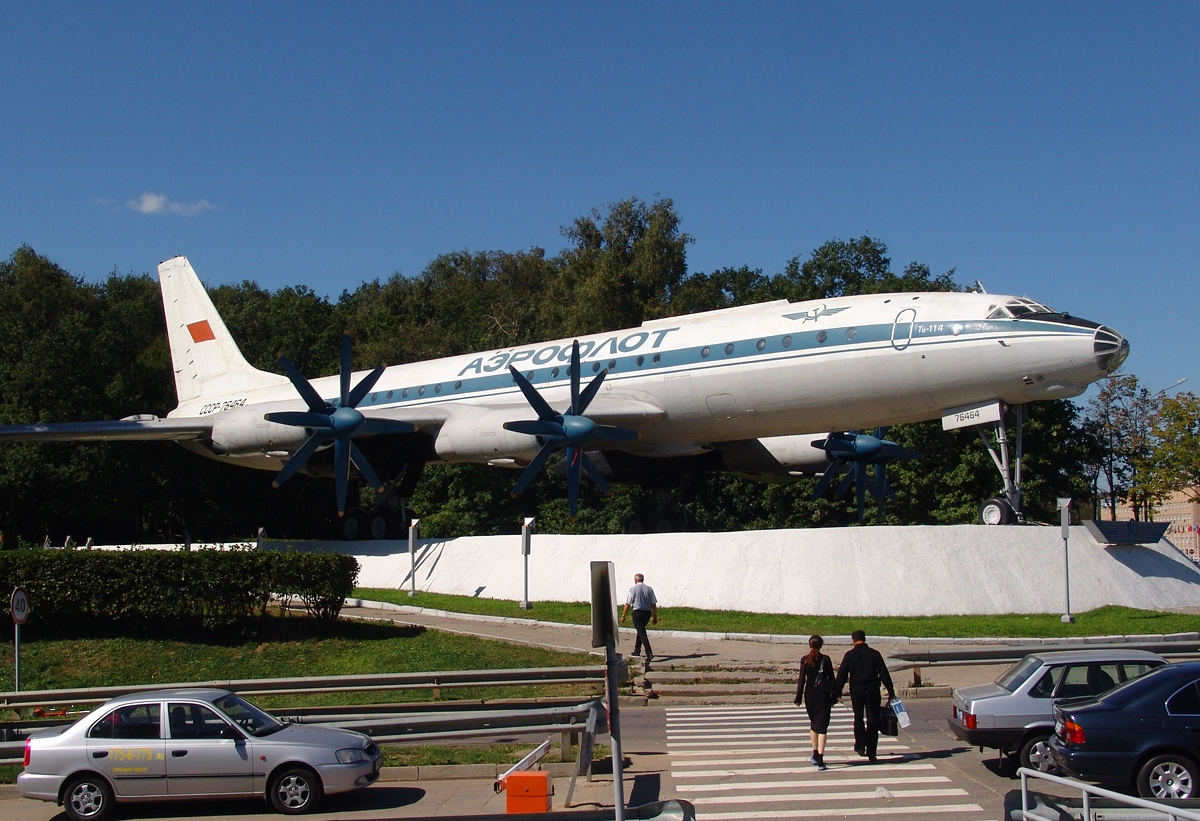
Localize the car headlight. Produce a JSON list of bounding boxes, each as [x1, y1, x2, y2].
[[336, 748, 366, 764]]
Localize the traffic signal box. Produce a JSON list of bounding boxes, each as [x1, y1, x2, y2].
[[505, 770, 551, 813]]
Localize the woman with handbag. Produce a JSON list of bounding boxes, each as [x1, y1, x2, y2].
[[794, 634, 837, 770]]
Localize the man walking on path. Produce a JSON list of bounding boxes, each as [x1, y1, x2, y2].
[[835, 629, 895, 763], [620, 573, 658, 669]]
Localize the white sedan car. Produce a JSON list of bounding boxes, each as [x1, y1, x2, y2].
[[18, 687, 382, 820]]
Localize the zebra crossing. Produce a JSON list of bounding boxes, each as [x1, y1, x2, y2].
[[665, 703, 992, 819]]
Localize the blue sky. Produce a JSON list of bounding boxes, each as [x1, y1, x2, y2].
[[2, 2, 1196, 399]]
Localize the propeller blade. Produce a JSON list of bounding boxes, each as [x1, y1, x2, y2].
[[358, 417, 416, 436], [579, 452, 611, 494], [565, 446, 582, 520], [505, 419, 567, 438], [339, 334, 353, 407], [265, 411, 335, 429], [855, 465, 868, 521], [333, 439, 351, 516], [511, 442, 555, 499], [575, 367, 608, 415], [278, 355, 328, 413], [272, 433, 328, 488], [812, 458, 846, 499], [835, 467, 857, 499], [347, 364, 386, 408], [349, 441, 384, 492], [592, 425, 640, 442], [569, 341, 582, 415], [509, 366, 557, 421]]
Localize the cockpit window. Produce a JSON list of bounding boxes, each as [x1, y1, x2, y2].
[[988, 298, 1056, 319], [1005, 298, 1054, 317]]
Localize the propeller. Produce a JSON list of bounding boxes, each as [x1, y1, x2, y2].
[[504, 340, 640, 519], [265, 333, 413, 516], [810, 428, 921, 522]]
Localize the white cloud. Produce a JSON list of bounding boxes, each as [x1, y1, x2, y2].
[[126, 192, 216, 216]]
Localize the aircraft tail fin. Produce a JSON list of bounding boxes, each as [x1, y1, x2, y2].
[[158, 256, 288, 404]]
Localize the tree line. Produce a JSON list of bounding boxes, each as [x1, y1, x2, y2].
[[1, 197, 1192, 544]]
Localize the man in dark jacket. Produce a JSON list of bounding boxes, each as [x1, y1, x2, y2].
[[835, 629, 896, 762]]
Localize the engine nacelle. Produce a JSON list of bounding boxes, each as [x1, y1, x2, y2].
[[433, 410, 542, 463], [720, 434, 833, 477], [209, 406, 308, 457]]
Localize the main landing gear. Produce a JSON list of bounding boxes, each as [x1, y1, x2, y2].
[[977, 404, 1025, 526], [341, 462, 424, 540], [625, 488, 697, 533]]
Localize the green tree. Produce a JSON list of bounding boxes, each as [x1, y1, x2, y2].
[[553, 197, 692, 334], [1147, 391, 1200, 503]]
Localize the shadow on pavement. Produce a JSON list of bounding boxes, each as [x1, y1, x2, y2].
[[104, 787, 428, 819], [628, 773, 661, 807]]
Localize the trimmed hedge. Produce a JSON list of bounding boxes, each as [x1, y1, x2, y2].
[[0, 547, 359, 637]]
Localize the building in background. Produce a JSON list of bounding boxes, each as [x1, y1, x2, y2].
[[1112, 488, 1200, 562]]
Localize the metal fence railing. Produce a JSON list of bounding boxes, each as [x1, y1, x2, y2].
[[888, 640, 1200, 686], [0, 664, 618, 765], [1018, 766, 1200, 821]]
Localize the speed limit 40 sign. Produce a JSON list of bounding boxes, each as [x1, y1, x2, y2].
[[11, 587, 28, 624]]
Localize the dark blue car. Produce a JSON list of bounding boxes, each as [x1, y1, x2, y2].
[[1050, 661, 1200, 800]]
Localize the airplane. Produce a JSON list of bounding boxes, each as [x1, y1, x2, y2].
[[0, 256, 1129, 538]]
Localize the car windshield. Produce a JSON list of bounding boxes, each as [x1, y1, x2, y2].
[[995, 656, 1042, 692], [213, 693, 285, 737]]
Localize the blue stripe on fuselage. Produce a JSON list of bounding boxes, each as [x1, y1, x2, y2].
[[350, 318, 1090, 411]]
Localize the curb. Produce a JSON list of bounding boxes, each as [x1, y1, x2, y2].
[[346, 599, 1200, 647]]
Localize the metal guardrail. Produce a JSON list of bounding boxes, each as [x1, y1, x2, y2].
[[1019, 766, 1200, 821], [0, 665, 616, 765], [888, 641, 1200, 686], [0, 664, 613, 708]]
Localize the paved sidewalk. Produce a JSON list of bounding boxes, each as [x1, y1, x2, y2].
[[343, 599, 1199, 693]]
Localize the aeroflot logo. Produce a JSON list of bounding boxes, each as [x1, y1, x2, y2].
[[783, 305, 849, 323], [457, 328, 681, 376]]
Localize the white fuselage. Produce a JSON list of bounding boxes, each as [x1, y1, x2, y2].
[[176, 290, 1122, 474]]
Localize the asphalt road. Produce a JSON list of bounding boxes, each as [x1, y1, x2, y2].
[[0, 696, 1088, 821]]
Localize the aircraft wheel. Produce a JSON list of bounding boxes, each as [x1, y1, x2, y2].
[[369, 512, 390, 540], [341, 508, 368, 540], [625, 514, 646, 534], [979, 497, 1015, 526]]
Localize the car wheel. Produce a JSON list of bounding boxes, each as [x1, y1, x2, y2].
[[1138, 754, 1198, 800], [63, 773, 114, 821], [979, 497, 1015, 526], [1019, 733, 1057, 773], [269, 766, 323, 814]]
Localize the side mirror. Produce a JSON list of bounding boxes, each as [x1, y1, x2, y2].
[[221, 725, 243, 740]]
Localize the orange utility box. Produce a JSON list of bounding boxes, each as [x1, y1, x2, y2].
[[505, 770, 552, 813]]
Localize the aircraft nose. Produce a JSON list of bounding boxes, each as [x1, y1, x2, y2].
[[1094, 325, 1129, 374]]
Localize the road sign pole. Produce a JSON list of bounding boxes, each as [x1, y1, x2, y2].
[[408, 519, 420, 598], [519, 518, 534, 610], [11, 587, 28, 692], [1058, 498, 1074, 624]]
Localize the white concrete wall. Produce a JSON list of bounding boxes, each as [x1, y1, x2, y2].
[[269, 525, 1200, 617]]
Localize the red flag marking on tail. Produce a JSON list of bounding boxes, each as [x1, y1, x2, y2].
[[187, 320, 216, 343]]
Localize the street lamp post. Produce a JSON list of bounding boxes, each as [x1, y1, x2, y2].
[[1058, 498, 1074, 624]]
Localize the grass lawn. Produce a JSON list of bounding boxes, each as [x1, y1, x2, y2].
[[0, 615, 602, 784], [0, 616, 599, 705], [356, 588, 1200, 639]]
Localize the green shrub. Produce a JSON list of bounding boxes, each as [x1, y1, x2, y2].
[[0, 547, 358, 638]]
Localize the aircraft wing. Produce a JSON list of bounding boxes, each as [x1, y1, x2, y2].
[[354, 396, 667, 432], [0, 416, 212, 442]]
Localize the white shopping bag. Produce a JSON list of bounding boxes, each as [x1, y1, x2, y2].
[[892, 697, 912, 729]]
